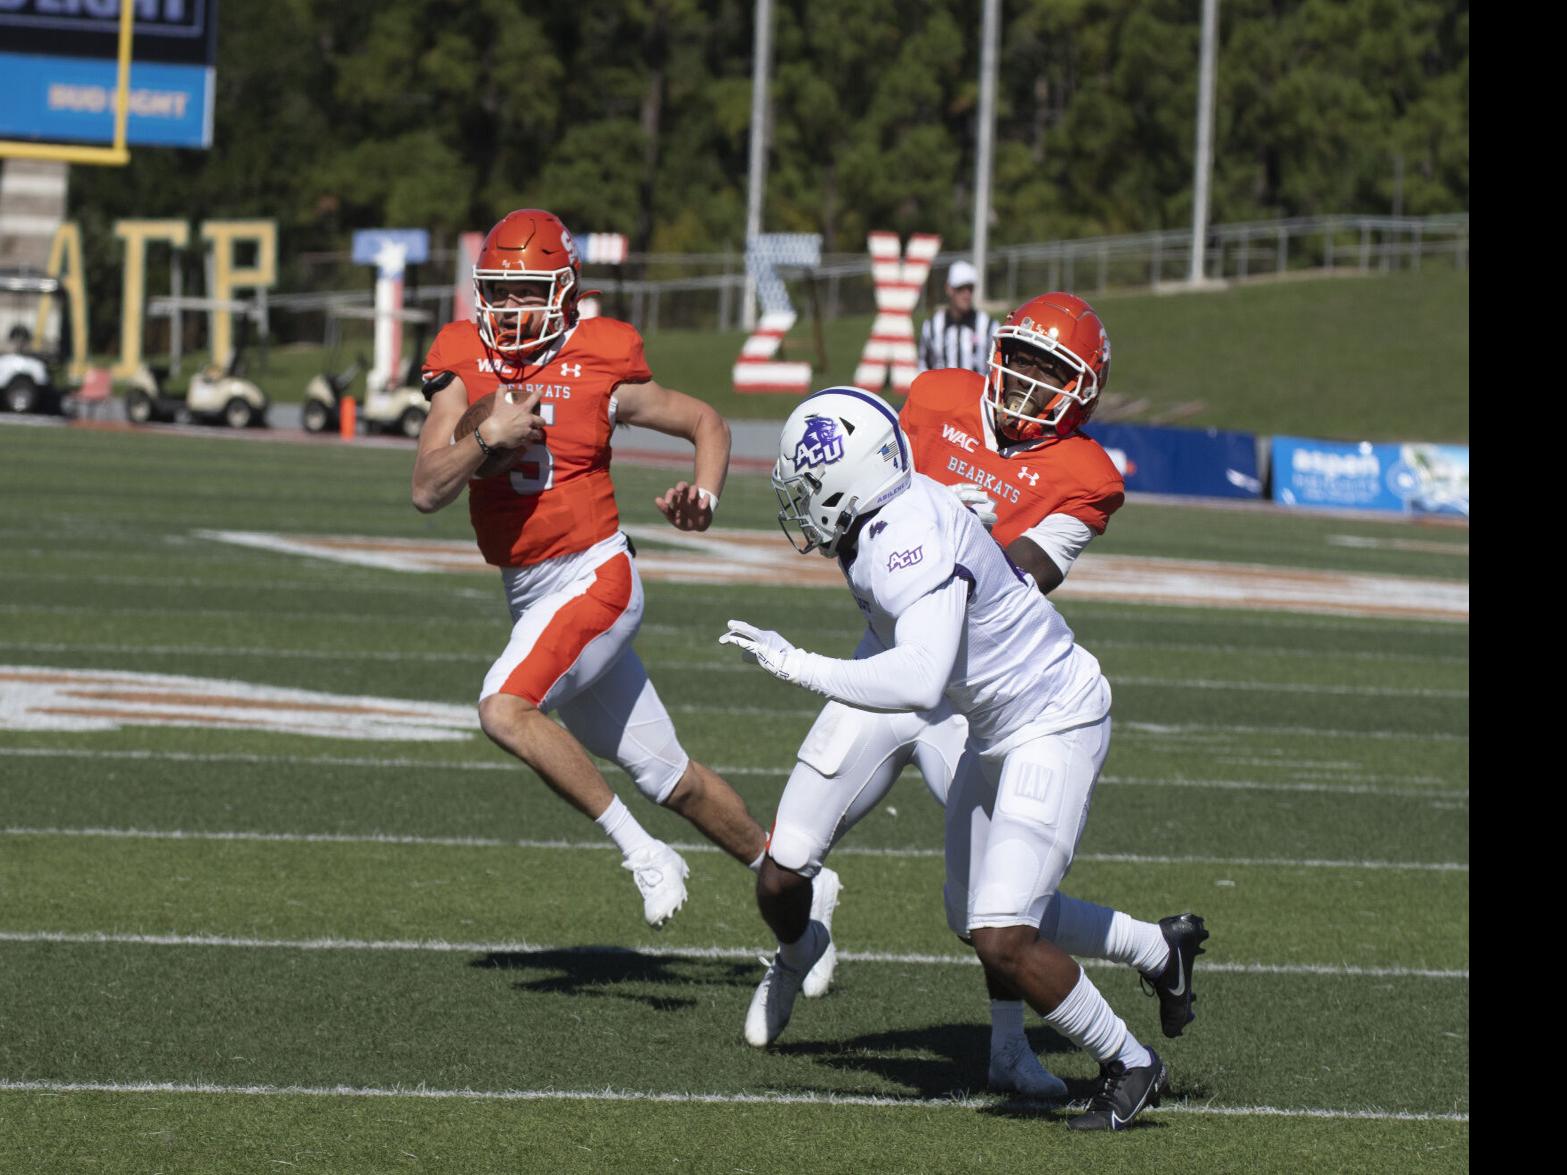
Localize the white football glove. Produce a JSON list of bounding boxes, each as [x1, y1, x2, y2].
[[947, 481, 998, 530], [719, 619, 805, 683]]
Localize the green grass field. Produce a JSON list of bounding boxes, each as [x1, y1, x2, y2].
[[199, 269, 1467, 443], [0, 422, 1468, 1172]]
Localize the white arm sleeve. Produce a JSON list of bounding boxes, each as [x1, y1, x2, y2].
[[794, 577, 966, 712], [1018, 513, 1098, 580]]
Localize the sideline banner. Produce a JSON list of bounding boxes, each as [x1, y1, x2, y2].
[[1271, 437, 1469, 518], [1087, 422, 1262, 499]]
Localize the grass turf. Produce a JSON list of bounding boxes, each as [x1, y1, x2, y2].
[[141, 269, 1468, 445], [0, 420, 1468, 1169]]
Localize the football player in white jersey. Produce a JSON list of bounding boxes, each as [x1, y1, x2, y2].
[[732, 369, 1208, 1100], [721, 388, 1175, 1130]]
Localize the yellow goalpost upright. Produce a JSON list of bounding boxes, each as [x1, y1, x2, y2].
[[0, 0, 135, 168]]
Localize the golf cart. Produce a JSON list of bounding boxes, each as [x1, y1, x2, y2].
[[0, 270, 74, 416], [301, 305, 431, 439], [123, 296, 270, 429]]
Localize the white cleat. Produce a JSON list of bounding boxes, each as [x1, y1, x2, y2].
[[801, 867, 843, 999], [744, 921, 828, 1047], [621, 842, 690, 929], [988, 1038, 1069, 1099]]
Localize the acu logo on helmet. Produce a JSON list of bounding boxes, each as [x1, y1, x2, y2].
[[793, 414, 846, 471]]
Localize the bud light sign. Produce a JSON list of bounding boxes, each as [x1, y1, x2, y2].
[[1271, 437, 1469, 518]]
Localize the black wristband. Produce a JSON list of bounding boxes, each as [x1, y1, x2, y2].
[[473, 427, 496, 459]]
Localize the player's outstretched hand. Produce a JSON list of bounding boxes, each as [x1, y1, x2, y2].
[[488, 388, 547, 448], [655, 481, 716, 532], [719, 619, 803, 683], [947, 481, 998, 530]]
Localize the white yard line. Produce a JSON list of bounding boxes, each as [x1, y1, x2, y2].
[[0, 826, 1469, 872], [0, 930, 1469, 980], [0, 640, 485, 664], [0, 746, 1467, 797], [0, 642, 1464, 701], [0, 638, 1467, 667], [0, 1077, 1468, 1122], [1119, 720, 1467, 743], [1110, 676, 1465, 699]]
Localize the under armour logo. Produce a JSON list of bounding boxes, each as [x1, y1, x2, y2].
[[1017, 466, 1040, 486], [561, 362, 582, 378]]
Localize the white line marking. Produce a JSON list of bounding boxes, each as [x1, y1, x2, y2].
[[0, 625, 1469, 667], [0, 930, 1469, 979], [0, 640, 484, 664], [1058, 606, 1467, 636], [0, 1078, 1469, 1122], [0, 827, 1469, 872], [1111, 676, 1466, 700], [1327, 534, 1469, 556], [1122, 721, 1468, 744], [0, 747, 1467, 798], [0, 572, 498, 602], [0, 602, 489, 628]]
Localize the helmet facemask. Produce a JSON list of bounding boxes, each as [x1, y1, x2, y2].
[[775, 463, 873, 557], [987, 334, 1100, 443], [473, 267, 577, 355]]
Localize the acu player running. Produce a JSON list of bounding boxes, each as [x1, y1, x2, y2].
[[724, 387, 1175, 1130], [411, 208, 839, 941], [737, 295, 1206, 1100]]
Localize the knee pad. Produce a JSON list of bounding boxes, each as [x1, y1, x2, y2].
[[765, 820, 825, 877], [632, 751, 686, 806], [616, 723, 687, 805]]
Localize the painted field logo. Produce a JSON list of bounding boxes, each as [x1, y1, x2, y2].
[[793, 414, 845, 470], [887, 546, 924, 572], [0, 667, 479, 742]]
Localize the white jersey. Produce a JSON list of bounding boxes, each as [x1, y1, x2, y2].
[[839, 473, 1108, 754]]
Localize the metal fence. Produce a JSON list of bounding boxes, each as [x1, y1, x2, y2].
[[269, 213, 1469, 341]]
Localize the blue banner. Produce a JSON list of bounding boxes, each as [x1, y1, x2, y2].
[[1084, 422, 1263, 499], [0, 52, 213, 147], [1271, 437, 1469, 518]]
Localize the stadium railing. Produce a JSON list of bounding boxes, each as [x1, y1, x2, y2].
[[271, 213, 1469, 338]]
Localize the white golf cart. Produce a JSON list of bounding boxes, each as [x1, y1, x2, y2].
[[123, 296, 271, 429], [0, 270, 74, 416], [301, 305, 431, 439]]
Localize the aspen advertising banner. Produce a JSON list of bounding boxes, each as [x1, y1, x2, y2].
[[1270, 437, 1469, 518]]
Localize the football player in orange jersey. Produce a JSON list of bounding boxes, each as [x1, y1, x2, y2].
[[745, 293, 1207, 1096], [411, 209, 841, 944]]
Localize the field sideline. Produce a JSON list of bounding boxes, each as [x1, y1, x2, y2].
[[0, 421, 1468, 1172]]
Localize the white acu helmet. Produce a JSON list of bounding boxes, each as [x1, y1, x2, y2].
[[773, 387, 912, 556]]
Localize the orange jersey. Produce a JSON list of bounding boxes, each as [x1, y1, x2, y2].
[[423, 317, 653, 567], [899, 368, 1125, 546]]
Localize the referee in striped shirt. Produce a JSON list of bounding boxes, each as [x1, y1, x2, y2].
[[917, 260, 998, 374]]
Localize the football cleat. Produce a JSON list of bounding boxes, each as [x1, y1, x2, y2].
[[987, 1038, 1069, 1099], [1139, 913, 1210, 1038], [621, 842, 690, 929], [744, 921, 828, 1047], [1066, 1050, 1169, 1132], [801, 867, 843, 999]]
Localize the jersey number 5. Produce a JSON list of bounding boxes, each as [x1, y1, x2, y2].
[[508, 402, 555, 495]]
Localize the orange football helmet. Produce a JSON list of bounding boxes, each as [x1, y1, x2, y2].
[[985, 292, 1111, 442], [473, 209, 582, 355]]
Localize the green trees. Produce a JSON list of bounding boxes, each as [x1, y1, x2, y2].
[[69, 0, 1467, 260]]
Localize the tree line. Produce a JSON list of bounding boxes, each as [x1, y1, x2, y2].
[[67, 0, 1467, 303]]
